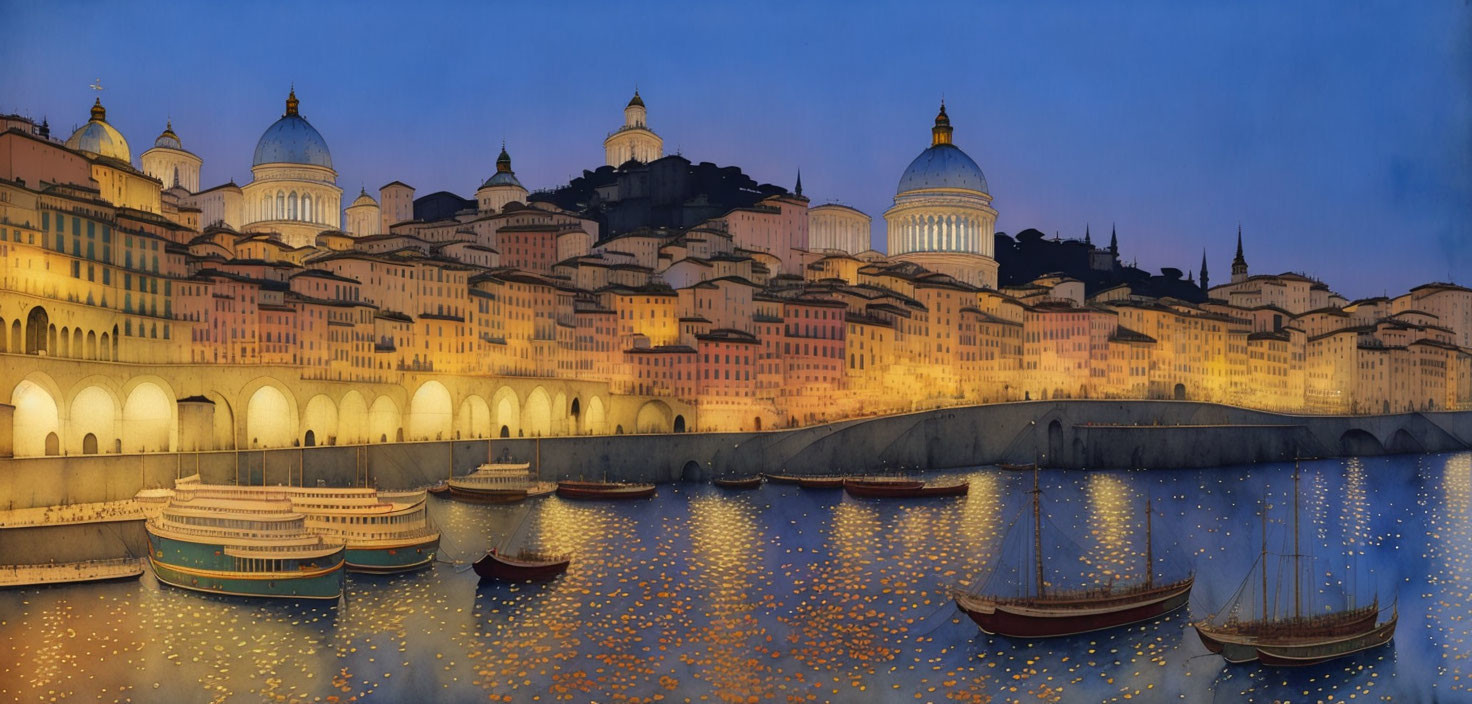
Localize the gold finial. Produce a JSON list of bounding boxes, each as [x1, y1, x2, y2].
[[89, 97, 106, 122], [931, 101, 953, 146], [285, 88, 299, 117]]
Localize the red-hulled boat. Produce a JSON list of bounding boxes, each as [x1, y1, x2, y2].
[[713, 475, 763, 490], [954, 471, 1193, 638], [555, 481, 656, 500], [473, 548, 571, 581], [843, 478, 969, 499]]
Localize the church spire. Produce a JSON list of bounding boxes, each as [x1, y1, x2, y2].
[[1085, 223, 1092, 246], [1200, 249, 1210, 291], [1231, 224, 1248, 283], [496, 140, 512, 173], [1109, 223, 1118, 255], [795, 169, 803, 197], [285, 87, 299, 117]]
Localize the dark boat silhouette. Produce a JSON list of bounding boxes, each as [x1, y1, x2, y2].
[[555, 480, 656, 500], [713, 475, 763, 489], [1192, 463, 1395, 665], [843, 477, 969, 499], [954, 469, 1193, 638], [473, 506, 570, 581]]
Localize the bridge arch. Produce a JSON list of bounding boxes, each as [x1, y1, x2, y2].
[[338, 390, 368, 444], [302, 394, 339, 446], [523, 386, 552, 437], [67, 383, 120, 455], [11, 372, 62, 456], [244, 381, 298, 449], [1386, 428, 1424, 455], [492, 386, 520, 438], [553, 392, 568, 435], [1338, 429, 1384, 456], [368, 394, 401, 443], [406, 380, 453, 441], [456, 394, 491, 439], [585, 396, 607, 435], [635, 400, 673, 434], [121, 377, 178, 452]]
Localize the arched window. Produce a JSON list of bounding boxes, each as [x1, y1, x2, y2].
[[302, 194, 313, 223], [288, 192, 298, 221], [262, 195, 271, 220], [276, 191, 285, 219]]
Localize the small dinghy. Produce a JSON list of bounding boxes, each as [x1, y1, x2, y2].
[[473, 506, 570, 581], [843, 477, 969, 499], [555, 481, 656, 500], [713, 475, 763, 490]]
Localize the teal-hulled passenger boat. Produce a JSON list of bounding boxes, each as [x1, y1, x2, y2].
[[146, 492, 345, 600]]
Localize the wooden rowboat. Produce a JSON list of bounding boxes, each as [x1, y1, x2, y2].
[[796, 475, 847, 489], [713, 475, 763, 489], [761, 473, 803, 484], [473, 548, 570, 581], [555, 481, 656, 500], [998, 463, 1037, 472]]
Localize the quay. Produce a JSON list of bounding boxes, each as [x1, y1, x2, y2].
[[0, 557, 144, 588]]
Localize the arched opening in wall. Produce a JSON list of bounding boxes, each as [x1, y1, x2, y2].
[[455, 395, 491, 439], [10, 319, 20, 353], [673, 415, 686, 433], [302, 394, 339, 448], [1173, 383, 1186, 401], [368, 395, 401, 445], [44, 432, 59, 456], [12, 378, 60, 457], [304, 430, 316, 447], [1046, 420, 1064, 467], [123, 382, 175, 452], [523, 387, 553, 437], [616, 425, 624, 435], [99, 332, 109, 361], [1382, 400, 1391, 414], [0, 317, 6, 353], [754, 417, 763, 431], [570, 398, 582, 433], [585, 397, 607, 435], [492, 388, 520, 439], [406, 381, 453, 441], [70, 385, 119, 455], [635, 401, 673, 434], [58, 327, 69, 357], [111, 325, 119, 360], [396, 428, 405, 442], [86, 330, 97, 359], [553, 392, 567, 435], [499, 425, 510, 438], [1386, 428, 1424, 455], [25, 307, 49, 354], [47, 325, 56, 356], [338, 391, 368, 445], [82, 433, 98, 454], [245, 385, 295, 449], [1338, 429, 1385, 457], [681, 460, 702, 482], [72, 329, 83, 358]]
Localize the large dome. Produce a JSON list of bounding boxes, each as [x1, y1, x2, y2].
[[252, 91, 332, 169], [896, 143, 987, 195], [66, 99, 131, 163]]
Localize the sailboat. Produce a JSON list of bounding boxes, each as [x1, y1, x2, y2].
[[473, 505, 571, 581], [953, 469, 1194, 638], [1192, 464, 1396, 666]]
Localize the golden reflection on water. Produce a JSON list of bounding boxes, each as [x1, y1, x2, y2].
[[1082, 473, 1137, 585], [684, 494, 773, 701], [1436, 453, 1470, 697]]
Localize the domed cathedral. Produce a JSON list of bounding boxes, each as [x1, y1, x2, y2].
[[65, 98, 164, 214], [140, 121, 202, 193], [603, 90, 662, 166], [241, 89, 342, 248], [884, 103, 999, 288], [475, 143, 528, 213]]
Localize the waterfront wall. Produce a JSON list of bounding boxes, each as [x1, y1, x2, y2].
[[3, 400, 1470, 511]]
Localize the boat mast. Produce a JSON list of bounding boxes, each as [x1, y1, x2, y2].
[[1033, 467, 1045, 598], [1293, 461, 1301, 619], [1144, 497, 1153, 589], [1260, 500, 1268, 621]]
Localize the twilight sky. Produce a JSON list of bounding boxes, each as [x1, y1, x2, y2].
[[4, 1, 1469, 298]]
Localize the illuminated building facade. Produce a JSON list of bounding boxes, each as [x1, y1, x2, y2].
[[0, 92, 1469, 459]]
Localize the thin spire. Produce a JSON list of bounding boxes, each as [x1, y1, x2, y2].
[[1085, 223, 1092, 245], [794, 169, 803, 197]]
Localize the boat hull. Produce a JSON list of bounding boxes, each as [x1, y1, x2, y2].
[[1193, 605, 1382, 664], [448, 486, 529, 503], [1255, 617, 1398, 668], [473, 550, 570, 581], [761, 473, 803, 485], [345, 535, 440, 574], [957, 580, 1193, 639], [796, 476, 846, 489], [555, 482, 656, 500], [844, 480, 968, 498], [713, 476, 762, 489], [147, 533, 345, 600]]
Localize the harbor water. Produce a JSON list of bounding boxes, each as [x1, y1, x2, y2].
[[2, 453, 1468, 702]]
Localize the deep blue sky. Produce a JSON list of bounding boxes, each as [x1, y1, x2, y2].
[[4, 1, 1468, 298]]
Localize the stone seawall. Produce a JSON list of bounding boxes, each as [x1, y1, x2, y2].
[[5, 400, 1470, 566]]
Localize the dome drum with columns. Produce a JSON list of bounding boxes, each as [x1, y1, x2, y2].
[[884, 104, 998, 289], [603, 90, 662, 167], [241, 90, 341, 248], [140, 120, 202, 193], [476, 144, 528, 213]]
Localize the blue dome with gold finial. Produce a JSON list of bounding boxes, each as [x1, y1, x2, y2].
[[252, 90, 333, 169], [896, 103, 987, 195]]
